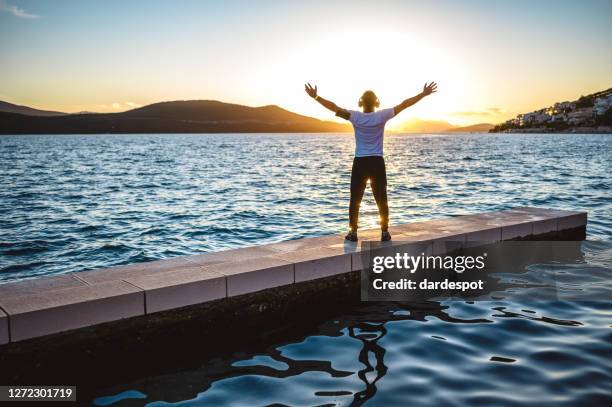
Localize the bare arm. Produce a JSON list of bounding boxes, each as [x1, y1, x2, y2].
[[305, 83, 350, 120], [394, 82, 438, 116]]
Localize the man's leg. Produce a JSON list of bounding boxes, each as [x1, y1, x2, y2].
[[370, 157, 389, 232], [349, 158, 368, 232]]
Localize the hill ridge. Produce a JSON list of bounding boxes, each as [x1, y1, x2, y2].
[[0, 100, 66, 117], [0, 99, 351, 134]]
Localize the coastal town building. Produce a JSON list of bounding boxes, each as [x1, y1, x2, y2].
[[594, 94, 612, 115], [492, 88, 612, 132]]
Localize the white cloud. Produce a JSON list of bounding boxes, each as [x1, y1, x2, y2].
[[0, 0, 40, 19], [124, 101, 141, 108]]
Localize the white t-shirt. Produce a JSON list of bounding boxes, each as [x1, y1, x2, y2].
[[347, 108, 395, 157]]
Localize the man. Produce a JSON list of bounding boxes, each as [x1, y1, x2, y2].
[[305, 82, 438, 241]]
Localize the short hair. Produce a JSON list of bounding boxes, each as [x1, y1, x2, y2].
[[359, 90, 379, 108]]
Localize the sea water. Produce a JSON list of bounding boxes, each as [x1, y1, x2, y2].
[[1, 133, 610, 406]]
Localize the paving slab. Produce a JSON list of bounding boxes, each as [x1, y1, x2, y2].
[[557, 212, 587, 230], [273, 247, 351, 283], [212, 257, 294, 297], [0, 281, 144, 342], [265, 235, 342, 254], [460, 212, 529, 229], [501, 222, 534, 240], [412, 219, 496, 236], [0, 274, 86, 299], [326, 240, 362, 254], [396, 227, 463, 242], [419, 215, 493, 229], [532, 218, 558, 235], [510, 207, 583, 220], [75, 256, 201, 284], [126, 267, 226, 314], [188, 245, 281, 266]]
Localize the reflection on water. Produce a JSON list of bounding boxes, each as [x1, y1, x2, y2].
[[348, 322, 387, 404], [92, 301, 611, 406], [92, 243, 612, 407]]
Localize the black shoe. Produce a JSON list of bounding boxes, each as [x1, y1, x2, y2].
[[381, 231, 392, 241], [345, 231, 358, 242]]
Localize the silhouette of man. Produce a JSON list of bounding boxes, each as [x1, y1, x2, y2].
[[305, 82, 437, 241]]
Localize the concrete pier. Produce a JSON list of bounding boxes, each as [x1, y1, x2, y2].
[[0, 207, 587, 346]]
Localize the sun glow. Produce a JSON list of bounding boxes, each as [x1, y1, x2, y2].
[[257, 25, 469, 128]]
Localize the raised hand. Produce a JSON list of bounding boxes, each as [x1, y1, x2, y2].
[[422, 81, 438, 96], [305, 83, 318, 98]]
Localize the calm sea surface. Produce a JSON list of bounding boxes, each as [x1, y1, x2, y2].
[[1, 133, 611, 406]]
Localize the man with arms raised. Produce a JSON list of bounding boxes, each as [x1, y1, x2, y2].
[[305, 82, 438, 241]]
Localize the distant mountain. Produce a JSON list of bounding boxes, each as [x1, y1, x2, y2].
[[394, 117, 456, 133], [0, 100, 66, 117], [0, 100, 351, 134], [0, 99, 498, 135], [444, 123, 494, 133]]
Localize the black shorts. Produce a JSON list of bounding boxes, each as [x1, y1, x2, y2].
[[349, 156, 389, 231]]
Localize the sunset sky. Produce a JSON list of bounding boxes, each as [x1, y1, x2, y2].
[[1, 0, 611, 127]]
